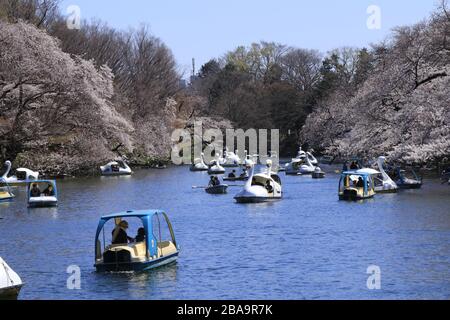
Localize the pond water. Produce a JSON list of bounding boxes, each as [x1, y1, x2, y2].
[[1, 165, 449, 300]]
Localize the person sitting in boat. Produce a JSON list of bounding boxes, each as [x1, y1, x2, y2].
[[135, 228, 146, 243], [112, 221, 134, 245], [209, 176, 220, 187], [350, 161, 359, 170], [43, 184, 54, 197], [265, 181, 274, 194], [240, 169, 248, 178], [228, 170, 237, 179], [356, 177, 365, 188], [30, 183, 41, 197]]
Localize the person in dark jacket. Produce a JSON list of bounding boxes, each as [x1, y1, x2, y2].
[[43, 184, 54, 196], [112, 221, 134, 244], [135, 228, 146, 243], [30, 184, 41, 197], [228, 170, 237, 178]]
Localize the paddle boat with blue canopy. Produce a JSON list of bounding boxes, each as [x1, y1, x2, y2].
[[27, 180, 58, 208], [94, 210, 179, 272], [339, 172, 375, 201]]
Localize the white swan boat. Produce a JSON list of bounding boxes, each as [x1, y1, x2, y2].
[[100, 160, 132, 176], [219, 149, 241, 167], [375, 156, 398, 193], [300, 155, 316, 175], [190, 153, 209, 172], [208, 155, 226, 175], [285, 159, 303, 176], [1, 161, 39, 185], [394, 168, 423, 189], [243, 151, 257, 168], [356, 157, 398, 193], [0, 257, 23, 300], [234, 160, 282, 203]]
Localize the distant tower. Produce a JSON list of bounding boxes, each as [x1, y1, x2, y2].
[[190, 58, 197, 84]]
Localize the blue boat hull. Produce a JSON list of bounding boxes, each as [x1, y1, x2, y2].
[[95, 252, 179, 273]]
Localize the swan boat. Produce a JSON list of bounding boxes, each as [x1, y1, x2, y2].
[[0, 179, 15, 202], [339, 172, 375, 201], [100, 160, 132, 176], [242, 151, 258, 168], [190, 153, 209, 172], [394, 167, 422, 189], [358, 156, 398, 193], [95, 210, 179, 272], [300, 154, 316, 175], [208, 155, 226, 175], [27, 180, 58, 208], [0, 257, 23, 300], [1, 161, 39, 185], [285, 159, 303, 176], [219, 149, 241, 168], [234, 160, 282, 203]]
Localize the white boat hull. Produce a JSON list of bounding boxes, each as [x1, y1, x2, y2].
[[28, 196, 58, 208], [0, 257, 23, 300]]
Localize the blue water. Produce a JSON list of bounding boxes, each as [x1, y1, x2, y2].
[[0, 165, 449, 300]]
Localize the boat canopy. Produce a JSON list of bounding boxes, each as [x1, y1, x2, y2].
[[357, 168, 381, 175], [95, 210, 177, 259]]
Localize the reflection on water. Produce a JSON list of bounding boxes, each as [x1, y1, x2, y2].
[[0, 165, 449, 300]]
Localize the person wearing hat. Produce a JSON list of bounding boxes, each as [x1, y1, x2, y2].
[[112, 221, 134, 245]]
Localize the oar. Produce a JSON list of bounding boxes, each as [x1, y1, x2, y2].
[[192, 184, 242, 189]]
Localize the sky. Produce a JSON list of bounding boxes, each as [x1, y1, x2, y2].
[[60, 0, 439, 77]]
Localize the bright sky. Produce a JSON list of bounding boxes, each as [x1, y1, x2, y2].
[[60, 0, 439, 77]]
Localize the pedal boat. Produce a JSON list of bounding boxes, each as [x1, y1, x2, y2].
[[357, 157, 398, 194], [339, 172, 375, 201], [234, 160, 282, 203], [190, 153, 209, 172], [1, 161, 39, 185], [208, 158, 226, 175], [100, 160, 132, 176], [394, 168, 422, 189], [94, 210, 179, 272], [285, 159, 303, 176], [0, 179, 15, 202], [0, 257, 23, 300], [219, 149, 241, 168], [27, 180, 58, 208]]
